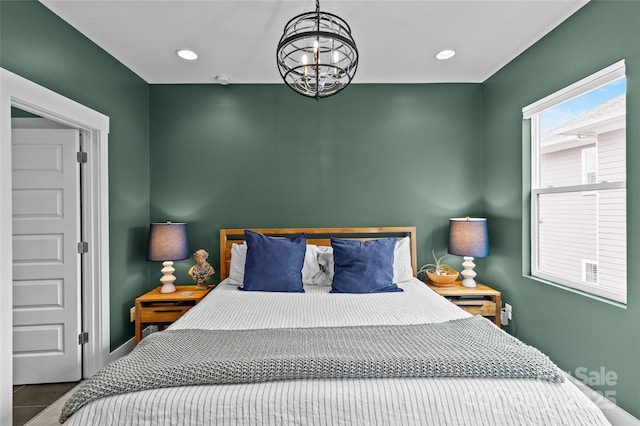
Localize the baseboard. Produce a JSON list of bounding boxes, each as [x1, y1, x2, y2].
[[108, 337, 135, 363], [108, 326, 157, 363], [565, 373, 640, 425]]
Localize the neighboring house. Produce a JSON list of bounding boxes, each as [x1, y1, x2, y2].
[[538, 94, 626, 296]]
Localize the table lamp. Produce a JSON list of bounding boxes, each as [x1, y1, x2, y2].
[[448, 217, 489, 288], [147, 221, 189, 293]]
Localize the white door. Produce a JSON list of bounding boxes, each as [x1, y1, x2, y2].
[[12, 128, 82, 384]]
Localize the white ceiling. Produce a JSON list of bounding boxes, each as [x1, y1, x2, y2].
[[39, 0, 589, 85]]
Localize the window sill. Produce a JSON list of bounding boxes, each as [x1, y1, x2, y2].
[[523, 274, 627, 309]]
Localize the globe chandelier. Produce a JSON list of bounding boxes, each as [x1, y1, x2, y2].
[[276, 0, 359, 99]]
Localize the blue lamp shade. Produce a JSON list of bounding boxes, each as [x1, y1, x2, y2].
[[147, 222, 189, 262], [448, 218, 489, 258]]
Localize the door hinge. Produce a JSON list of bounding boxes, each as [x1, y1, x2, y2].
[[78, 242, 89, 253], [77, 151, 87, 163], [78, 332, 89, 345]]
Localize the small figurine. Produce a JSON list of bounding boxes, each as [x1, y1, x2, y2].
[[188, 249, 215, 290]]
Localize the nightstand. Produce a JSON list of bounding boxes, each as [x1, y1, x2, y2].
[[135, 285, 212, 343], [426, 281, 502, 328]]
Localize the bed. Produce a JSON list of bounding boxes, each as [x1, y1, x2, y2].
[[61, 227, 610, 425]]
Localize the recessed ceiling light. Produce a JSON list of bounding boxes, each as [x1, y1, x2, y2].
[[176, 49, 198, 61], [435, 49, 456, 60]]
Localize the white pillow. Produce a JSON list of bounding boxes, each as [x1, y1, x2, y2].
[[228, 243, 247, 284], [393, 236, 414, 282], [228, 242, 329, 285]]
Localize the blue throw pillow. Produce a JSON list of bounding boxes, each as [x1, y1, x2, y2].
[[240, 230, 306, 293], [330, 237, 403, 293]]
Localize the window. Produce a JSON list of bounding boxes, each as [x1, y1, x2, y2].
[[523, 60, 626, 304]]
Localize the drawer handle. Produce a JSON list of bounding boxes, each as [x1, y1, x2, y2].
[[154, 309, 182, 313]]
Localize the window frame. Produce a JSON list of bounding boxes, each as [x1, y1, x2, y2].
[[524, 60, 626, 304]]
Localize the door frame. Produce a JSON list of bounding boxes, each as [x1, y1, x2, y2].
[[0, 68, 110, 423]]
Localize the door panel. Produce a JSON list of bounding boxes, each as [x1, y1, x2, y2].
[[13, 279, 64, 309], [13, 233, 64, 263], [13, 324, 64, 354], [13, 189, 64, 217], [12, 128, 82, 385]]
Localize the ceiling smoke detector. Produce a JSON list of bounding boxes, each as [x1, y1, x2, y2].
[[214, 75, 231, 85]]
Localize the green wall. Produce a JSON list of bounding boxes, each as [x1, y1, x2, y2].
[[149, 84, 484, 281], [3, 0, 639, 418], [483, 0, 640, 417], [0, 0, 151, 349]]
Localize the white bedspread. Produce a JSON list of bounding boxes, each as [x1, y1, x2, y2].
[[66, 279, 610, 426], [170, 278, 471, 331]]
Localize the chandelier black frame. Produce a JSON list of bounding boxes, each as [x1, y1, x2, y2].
[[276, 0, 359, 99]]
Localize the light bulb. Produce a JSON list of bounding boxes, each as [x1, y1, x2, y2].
[[332, 51, 340, 75], [313, 40, 319, 65]]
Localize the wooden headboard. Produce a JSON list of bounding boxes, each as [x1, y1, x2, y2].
[[219, 227, 417, 281]]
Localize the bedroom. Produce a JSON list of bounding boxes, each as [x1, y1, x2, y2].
[[0, 0, 638, 424]]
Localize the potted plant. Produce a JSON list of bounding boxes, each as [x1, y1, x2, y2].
[[418, 250, 459, 286]]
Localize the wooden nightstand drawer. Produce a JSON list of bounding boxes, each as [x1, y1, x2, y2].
[[425, 281, 502, 328], [452, 300, 496, 317], [139, 305, 192, 323]]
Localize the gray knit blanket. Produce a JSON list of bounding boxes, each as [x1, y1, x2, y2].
[[60, 316, 564, 423]]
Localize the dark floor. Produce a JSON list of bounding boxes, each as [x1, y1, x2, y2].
[[12, 382, 79, 426]]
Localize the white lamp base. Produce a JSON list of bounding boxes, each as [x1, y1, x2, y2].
[[460, 256, 477, 288], [159, 260, 177, 293]]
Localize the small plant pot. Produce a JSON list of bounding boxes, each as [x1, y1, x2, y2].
[[426, 270, 459, 286]]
